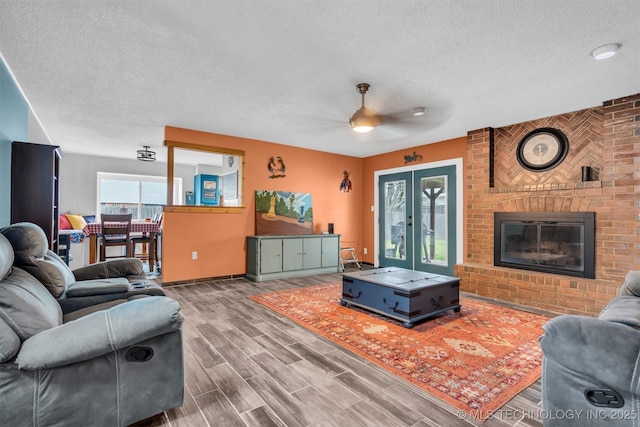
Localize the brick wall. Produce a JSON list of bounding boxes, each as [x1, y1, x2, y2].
[[455, 93, 640, 316]]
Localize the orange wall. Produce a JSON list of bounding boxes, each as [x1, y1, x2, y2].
[[162, 126, 363, 283], [360, 136, 468, 264]]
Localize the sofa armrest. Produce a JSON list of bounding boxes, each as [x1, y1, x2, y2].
[[66, 278, 131, 297], [72, 258, 144, 281], [540, 315, 640, 394], [16, 296, 182, 370]]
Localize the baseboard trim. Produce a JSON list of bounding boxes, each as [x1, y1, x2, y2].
[[163, 273, 247, 286]]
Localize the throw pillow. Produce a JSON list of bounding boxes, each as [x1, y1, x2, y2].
[[59, 215, 72, 230], [65, 214, 88, 230]]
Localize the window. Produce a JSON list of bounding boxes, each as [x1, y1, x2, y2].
[[97, 172, 182, 220], [164, 139, 244, 211]]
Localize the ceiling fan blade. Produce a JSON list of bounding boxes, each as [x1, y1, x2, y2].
[[379, 112, 427, 128], [285, 84, 452, 144], [376, 122, 408, 138]]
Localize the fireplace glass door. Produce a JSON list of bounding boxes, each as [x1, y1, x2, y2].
[[494, 212, 595, 278], [501, 221, 584, 272]]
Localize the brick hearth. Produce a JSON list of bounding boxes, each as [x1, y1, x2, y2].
[[455, 93, 640, 316]]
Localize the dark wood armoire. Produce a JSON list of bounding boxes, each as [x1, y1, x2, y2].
[[11, 141, 62, 251]]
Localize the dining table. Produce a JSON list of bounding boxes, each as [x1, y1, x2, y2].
[[84, 221, 160, 271]]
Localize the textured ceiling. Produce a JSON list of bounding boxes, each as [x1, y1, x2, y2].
[[0, 0, 638, 162]]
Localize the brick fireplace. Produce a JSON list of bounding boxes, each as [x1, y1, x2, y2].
[[454, 93, 640, 316]]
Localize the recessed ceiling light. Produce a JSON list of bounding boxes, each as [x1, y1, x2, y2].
[[591, 43, 622, 60], [411, 107, 427, 116]]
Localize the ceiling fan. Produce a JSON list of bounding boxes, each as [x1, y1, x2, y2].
[[349, 83, 427, 133]]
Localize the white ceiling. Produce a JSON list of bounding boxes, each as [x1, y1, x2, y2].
[[1, 1, 638, 162]]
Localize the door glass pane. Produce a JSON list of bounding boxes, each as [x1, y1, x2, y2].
[[384, 180, 406, 260], [419, 175, 447, 266]]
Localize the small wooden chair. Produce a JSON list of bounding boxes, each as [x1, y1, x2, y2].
[[99, 213, 132, 261]]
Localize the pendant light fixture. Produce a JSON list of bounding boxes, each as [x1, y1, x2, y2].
[[137, 145, 156, 161], [349, 83, 381, 133]]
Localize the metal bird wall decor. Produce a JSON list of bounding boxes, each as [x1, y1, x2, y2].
[[404, 151, 423, 164], [340, 170, 352, 193], [268, 156, 286, 179]]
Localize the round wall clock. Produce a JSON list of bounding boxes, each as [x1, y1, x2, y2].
[[516, 127, 569, 171]]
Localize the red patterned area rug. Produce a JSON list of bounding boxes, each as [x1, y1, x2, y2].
[[250, 282, 549, 421]]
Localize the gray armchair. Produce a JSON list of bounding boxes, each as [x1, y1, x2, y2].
[[540, 271, 640, 426], [0, 231, 184, 426], [1, 222, 165, 314]]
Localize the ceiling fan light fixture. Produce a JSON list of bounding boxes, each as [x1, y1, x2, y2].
[[591, 43, 621, 60], [350, 82, 381, 133], [350, 106, 380, 133], [351, 123, 375, 133], [137, 145, 156, 161]]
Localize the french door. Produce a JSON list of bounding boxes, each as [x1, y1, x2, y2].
[[378, 165, 457, 276]]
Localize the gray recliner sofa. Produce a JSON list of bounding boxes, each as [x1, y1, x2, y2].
[[540, 271, 640, 426], [1, 222, 165, 314], [0, 231, 184, 426]]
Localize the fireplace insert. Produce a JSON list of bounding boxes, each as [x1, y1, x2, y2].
[[494, 212, 595, 278]]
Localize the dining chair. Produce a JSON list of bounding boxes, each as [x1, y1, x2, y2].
[[130, 213, 161, 272], [58, 233, 71, 265], [99, 213, 132, 261]]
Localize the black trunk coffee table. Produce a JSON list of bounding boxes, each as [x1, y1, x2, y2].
[[341, 267, 461, 328]]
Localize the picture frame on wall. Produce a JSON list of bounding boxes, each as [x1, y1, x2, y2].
[[254, 190, 313, 235]]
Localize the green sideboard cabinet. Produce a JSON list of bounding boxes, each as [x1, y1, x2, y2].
[[246, 234, 340, 282]]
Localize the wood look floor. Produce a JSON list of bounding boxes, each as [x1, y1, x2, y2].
[[132, 268, 549, 427]]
